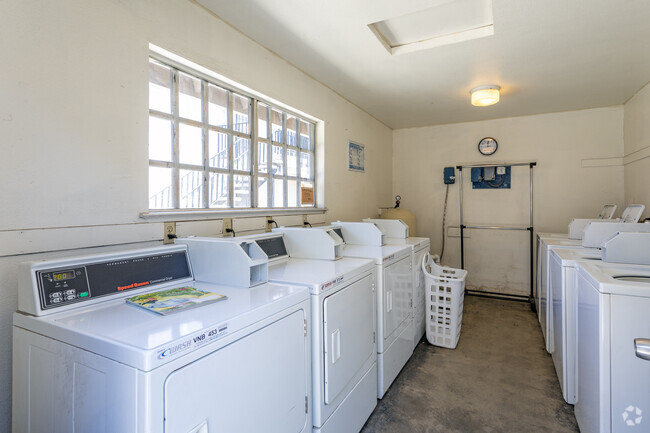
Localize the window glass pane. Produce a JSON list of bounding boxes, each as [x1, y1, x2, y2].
[[257, 103, 268, 139], [287, 179, 298, 207], [233, 94, 250, 134], [208, 172, 229, 208], [208, 84, 228, 128], [208, 130, 229, 169], [300, 120, 311, 150], [271, 109, 283, 143], [179, 123, 203, 166], [287, 147, 298, 177], [179, 169, 204, 208], [257, 177, 269, 208], [233, 137, 251, 172], [233, 175, 251, 208], [149, 61, 171, 114], [149, 116, 172, 162], [178, 72, 202, 122], [258, 141, 269, 174], [300, 152, 312, 179], [286, 116, 297, 147], [272, 145, 284, 176], [300, 180, 314, 207], [149, 166, 173, 209], [273, 178, 284, 208]]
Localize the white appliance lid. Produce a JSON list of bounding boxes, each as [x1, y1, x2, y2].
[[551, 247, 601, 266], [342, 244, 412, 263], [268, 257, 374, 293], [13, 281, 308, 371], [577, 261, 650, 296]]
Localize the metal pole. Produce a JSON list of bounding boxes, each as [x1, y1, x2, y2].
[[457, 166, 465, 270], [529, 162, 536, 308]]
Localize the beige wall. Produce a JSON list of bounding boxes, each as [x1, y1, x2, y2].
[[0, 1, 392, 429], [393, 107, 625, 294], [624, 82, 650, 219]]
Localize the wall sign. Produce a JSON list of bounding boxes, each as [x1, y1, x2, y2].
[[348, 141, 365, 172], [300, 187, 314, 205]]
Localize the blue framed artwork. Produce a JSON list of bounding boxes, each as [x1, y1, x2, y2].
[[348, 141, 365, 172]]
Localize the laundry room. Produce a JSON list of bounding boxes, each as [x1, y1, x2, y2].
[[1, 1, 649, 432]]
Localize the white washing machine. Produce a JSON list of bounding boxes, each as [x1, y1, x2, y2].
[[182, 230, 378, 433], [13, 244, 312, 433], [548, 246, 601, 404], [574, 233, 650, 433], [363, 218, 430, 350], [332, 221, 414, 399], [536, 236, 581, 351]]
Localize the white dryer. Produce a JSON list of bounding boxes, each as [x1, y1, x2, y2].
[[333, 221, 414, 399], [13, 245, 312, 433], [574, 233, 650, 433], [182, 231, 378, 433], [548, 246, 601, 404], [363, 218, 430, 350]]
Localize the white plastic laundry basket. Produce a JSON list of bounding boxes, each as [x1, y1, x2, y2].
[[422, 253, 467, 349]]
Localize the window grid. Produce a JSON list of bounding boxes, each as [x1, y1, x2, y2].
[[148, 57, 315, 210]]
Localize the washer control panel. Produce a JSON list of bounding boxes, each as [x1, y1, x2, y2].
[[35, 250, 192, 310]]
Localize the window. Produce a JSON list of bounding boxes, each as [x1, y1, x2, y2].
[[148, 57, 316, 210]]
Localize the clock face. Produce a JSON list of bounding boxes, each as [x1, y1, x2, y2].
[[478, 137, 498, 155]]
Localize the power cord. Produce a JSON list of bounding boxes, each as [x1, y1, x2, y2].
[[267, 219, 278, 228], [225, 228, 236, 237], [440, 183, 449, 262], [303, 221, 312, 227]]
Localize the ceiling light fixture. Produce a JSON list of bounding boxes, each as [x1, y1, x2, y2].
[[470, 85, 501, 106]]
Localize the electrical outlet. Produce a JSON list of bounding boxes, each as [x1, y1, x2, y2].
[[163, 222, 176, 244], [222, 218, 233, 237], [302, 215, 308, 225], [265, 216, 273, 232]]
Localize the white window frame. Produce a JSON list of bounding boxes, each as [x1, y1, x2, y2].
[[147, 53, 317, 213]]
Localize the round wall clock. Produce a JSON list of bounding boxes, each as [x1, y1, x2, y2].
[[478, 137, 498, 155]]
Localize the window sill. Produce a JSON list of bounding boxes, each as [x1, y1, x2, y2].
[[139, 207, 327, 222]]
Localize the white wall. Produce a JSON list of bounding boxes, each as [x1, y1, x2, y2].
[[624, 82, 650, 218], [393, 107, 625, 294], [0, 1, 392, 430]]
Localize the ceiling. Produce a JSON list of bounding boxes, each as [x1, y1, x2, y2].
[[196, 0, 650, 129]]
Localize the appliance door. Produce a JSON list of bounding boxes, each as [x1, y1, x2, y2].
[[323, 273, 375, 405], [575, 275, 610, 433], [382, 255, 413, 347], [611, 294, 650, 432], [164, 310, 309, 433], [413, 246, 428, 345], [540, 242, 550, 351], [549, 254, 562, 375]]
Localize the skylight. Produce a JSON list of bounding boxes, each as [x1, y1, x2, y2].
[[368, 0, 494, 55]]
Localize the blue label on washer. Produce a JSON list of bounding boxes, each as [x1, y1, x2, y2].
[[156, 323, 229, 359]]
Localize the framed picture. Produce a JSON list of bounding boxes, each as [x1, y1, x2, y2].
[[348, 141, 365, 172]]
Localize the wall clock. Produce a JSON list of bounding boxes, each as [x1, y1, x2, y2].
[[478, 137, 498, 156]]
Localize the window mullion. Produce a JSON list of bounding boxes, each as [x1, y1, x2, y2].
[[202, 79, 209, 208], [171, 70, 180, 209], [283, 113, 288, 208], [228, 91, 234, 207], [251, 101, 258, 208]]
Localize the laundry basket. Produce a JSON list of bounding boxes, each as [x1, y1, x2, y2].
[[422, 253, 467, 349]]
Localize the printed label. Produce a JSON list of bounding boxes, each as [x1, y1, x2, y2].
[[157, 323, 229, 359], [320, 276, 344, 291]]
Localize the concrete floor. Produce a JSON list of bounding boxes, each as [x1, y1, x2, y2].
[[361, 296, 580, 433]]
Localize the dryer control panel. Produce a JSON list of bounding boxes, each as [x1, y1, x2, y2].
[[31, 249, 192, 312]]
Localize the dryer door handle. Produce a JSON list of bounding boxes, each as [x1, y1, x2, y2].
[[634, 338, 650, 361]]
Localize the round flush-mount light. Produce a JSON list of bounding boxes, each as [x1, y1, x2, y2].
[[470, 85, 501, 107]]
